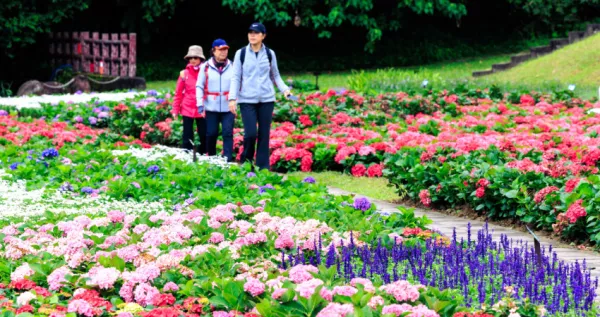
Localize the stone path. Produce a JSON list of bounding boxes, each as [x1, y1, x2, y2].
[[327, 186, 600, 299]]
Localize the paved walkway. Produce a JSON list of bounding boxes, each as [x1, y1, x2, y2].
[[327, 186, 600, 298]]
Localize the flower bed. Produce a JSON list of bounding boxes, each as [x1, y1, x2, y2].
[[0, 110, 599, 316], [4, 88, 600, 245]]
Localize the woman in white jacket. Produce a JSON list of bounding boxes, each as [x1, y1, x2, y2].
[[196, 39, 235, 162]]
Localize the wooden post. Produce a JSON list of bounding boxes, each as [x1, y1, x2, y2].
[[119, 33, 128, 77], [72, 32, 81, 72], [111, 33, 119, 76], [101, 33, 110, 75], [49, 33, 56, 68], [128, 33, 136, 77], [81, 32, 90, 74], [55, 32, 63, 66], [63, 32, 71, 66], [92, 32, 100, 74]]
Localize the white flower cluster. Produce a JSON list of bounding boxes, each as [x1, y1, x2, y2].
[[111, 145, 231, 167], [0, 176, 168, 220], [0, 91, 155, 110]]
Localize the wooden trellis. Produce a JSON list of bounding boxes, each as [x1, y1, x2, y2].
[[49, 32, 137, 77]]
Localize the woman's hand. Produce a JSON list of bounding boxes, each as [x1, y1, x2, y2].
[[172, 113, 178, 120], [229, 100, 237, 116], [284, 90, 291, 98]]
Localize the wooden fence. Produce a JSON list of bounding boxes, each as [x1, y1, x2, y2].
[[49, 32, 137, 77]]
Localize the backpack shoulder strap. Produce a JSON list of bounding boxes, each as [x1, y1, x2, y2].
[[239, 47, 246, 66], [264, 45, 273, 65]]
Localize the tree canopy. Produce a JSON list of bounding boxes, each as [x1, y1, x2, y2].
[[221, 0, 468, 52]]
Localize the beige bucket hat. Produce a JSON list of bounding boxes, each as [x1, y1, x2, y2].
[[184, 45, 205, 60]]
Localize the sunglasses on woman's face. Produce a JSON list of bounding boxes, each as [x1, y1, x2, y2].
[[189, 57, 201, 60]]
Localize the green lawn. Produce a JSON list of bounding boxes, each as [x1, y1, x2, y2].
[[287, 171, 402, 202]]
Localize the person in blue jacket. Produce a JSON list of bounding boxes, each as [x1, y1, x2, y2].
[[228, 22, 291, 170], [196, 39, 235, 162]]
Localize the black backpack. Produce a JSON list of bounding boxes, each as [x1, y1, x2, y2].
[[239, 45, 273, 66]]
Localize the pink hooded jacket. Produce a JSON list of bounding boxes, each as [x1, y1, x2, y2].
[[172, 63, 204, 118]]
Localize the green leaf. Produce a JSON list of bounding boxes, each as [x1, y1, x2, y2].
[[209, 296, 229, 309], [504, 190, 518, 199]]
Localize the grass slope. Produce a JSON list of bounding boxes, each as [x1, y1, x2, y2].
[[487, 33, 600, 92]]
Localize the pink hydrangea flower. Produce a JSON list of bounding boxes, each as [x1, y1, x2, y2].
[[275, 234, 294, 249], [120, 281, 135, 302], [11, 263, 34, 282], [382, 304, 413, 316], [68, 299, 94, 317], [296, 278, 324, 298], [380, 280, 422, 302], [320, 287, 334, 301], [134, 282, 160, 306], [47, 266, 72, 291], [332, 285, 358, 297], [163, 282, 179, 292], [243, 278, 265, 297], [108, 210, 126, 223], [409, 304, 440, 317], [209, 232, 225, 244], [289, 265, 319, 283], [240, 205, 256, 214], [350, 278, 375, 292], [316, 303, 354, 317], [243, 232, 267, 245], [85, 266, 120, 289], [368, 295, 385, 309], [272, 288, 287, 300]]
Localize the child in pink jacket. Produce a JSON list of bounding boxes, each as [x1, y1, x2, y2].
[[172, 45, 207, 153]]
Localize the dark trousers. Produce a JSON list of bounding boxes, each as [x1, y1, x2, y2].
[[239, 102, 274, 170], [206, 111, 235, 162], [182, 116, 206, 154]]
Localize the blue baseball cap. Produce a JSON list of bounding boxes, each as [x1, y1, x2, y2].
[[248, 22, 266, 34], [212, 39, 229, 49]]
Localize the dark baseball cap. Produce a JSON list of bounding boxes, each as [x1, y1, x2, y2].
[[248, 22, 266, 34]]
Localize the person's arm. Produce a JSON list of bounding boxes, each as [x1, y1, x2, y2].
[[228, 49, 242, 101], [196, 63, 206, 107], [172, 71, 185, 115], [269, 50, 290, 94]]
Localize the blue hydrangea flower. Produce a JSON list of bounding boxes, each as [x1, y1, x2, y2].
[[247, 172, 256, 178], [147, 90, 158, 96], [9, 162, 19, 170], [215, 180, 224, 188], [353, 197, 372, 212], [303, 177, 316, 184], [147, 165, 160, 174], [89, 116, 98, 125], [42, 148, 59, 159], [258, 184, 275, 194], [81, 187, 94, 194], [59, 182, 74, 192]]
